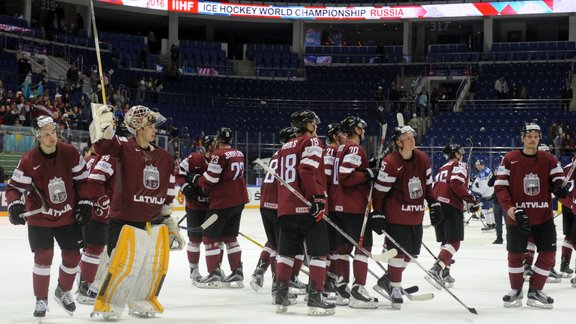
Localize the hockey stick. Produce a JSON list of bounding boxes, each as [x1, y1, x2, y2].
[[20, 183, 47, 218], [562, 154, 576, 187], [89, 0, 107, 104], [396, 112, 405, 127], [178, 213, 218, 232], [466, 137, 474, 176], [380, 230, 478, 314], [254, 158, 397, 263], [358, 123, 387, 249]]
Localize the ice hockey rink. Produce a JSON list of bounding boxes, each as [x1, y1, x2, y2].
[[1, 209, 576, 324]]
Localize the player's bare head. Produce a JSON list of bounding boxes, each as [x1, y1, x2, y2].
[[216, 127, 233, 145], [279, 127, 297, 144], [339, 116, 367, 141], [326, 123, 341, 145], [32, 115, 57, 139], [392, 126, 417, 150], [124, 105, 166, 135], [291, 110, 320, 135], [443, 143, 464, 160]]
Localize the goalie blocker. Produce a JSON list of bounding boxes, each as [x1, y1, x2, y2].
[[91, 224, 170, 320], [89, 103, 116, 143]]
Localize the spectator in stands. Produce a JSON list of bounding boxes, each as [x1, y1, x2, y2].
[[147, 31, 158, 54], [519, 86, 528, 100], [389, 84, 400, 113], [66, 63, 79, 89], [17, 55, 32, 85], [417, 90, 428, 117], [0, 104, 5, 125], [4, 103, 20, 126], [137, 77, 146, 101], [373, 85, 385, 111], [494, 76, 509, 100], [111, 89, 125, 108], [0, 80, 5, 103], [165, 63, 181, 81], [561, 132, 575, 156], [89, 68, 99, 90]]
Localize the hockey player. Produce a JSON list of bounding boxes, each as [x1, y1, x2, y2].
[[330, 116, 379, 309], [487, 169, 505, 244], [177, 134, 217, 285], [371, 125, 437, 308], [76, 144, 116, 305], [90, 105, 176, 318], [428, 143, 477, 288], [275, 110, 335, 315], [558, 160, 576, 279], [472, 159, 495, 233], [188, 127, 249, 288], [6, 115, 93, 318], [251, 127, 297, 298], [495, 123, 569, 309]]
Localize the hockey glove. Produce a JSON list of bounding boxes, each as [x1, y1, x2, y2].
[[514, 208, 531, 234], [187, 173, 201, 187], [74, 200, 93, 226], [428, 201, 443, 226], [553, 182, 571, 199], [89, 103, 115, 143], [181, 183, 195, 200], [370, 211, 386, 235], [162, 215, 185, 250], [364, 167, 380, 183], [308, 194, 326, 222], [94, 195, 110, 218], [8, 201, 26, 225]]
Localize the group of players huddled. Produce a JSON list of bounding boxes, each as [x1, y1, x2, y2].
[[5, 104, 576, 319]]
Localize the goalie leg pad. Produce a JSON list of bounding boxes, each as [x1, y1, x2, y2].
[[127, 224, 170, 316], [92, 226, 152, 319]]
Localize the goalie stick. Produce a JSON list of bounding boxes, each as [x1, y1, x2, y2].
[[178, 214, 218, 232], [254, 158, 397, 262]]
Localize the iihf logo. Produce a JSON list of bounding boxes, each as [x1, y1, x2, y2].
[[523, 173, 540, 196], [143, 165, 160, 190], [48, 177, 67, 204]]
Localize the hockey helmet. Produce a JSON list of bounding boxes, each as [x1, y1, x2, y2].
[[32, 115, 57, 137], [443, 143, 465, 160], [521, 122, 541, 136], [290, 110, 321, 130], [202, 135, 217, 151], [391, 125, 417, 142], [279, 127, 297, 144], [339, 116, 367, 137], [538, 143, 550, 152], [216, 127, 233, 144], [124, 105, 166, 135], [475, 159, 485, 166]]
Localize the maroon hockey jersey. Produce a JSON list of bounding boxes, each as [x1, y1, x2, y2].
[[432, 159, 474, 211], [198, 146, 249, 209], [6, 142, 89, 227], [177, 151, 209, 211], [260, 152, 279, 210], [372, 149, 433, 225], [495, 150, 565, 226], [277, 134, 326, 217], [331, 140, 370, 214], [84, 154, 117, 223], [324, 145, 338, 214], [93, 136, 175, 222]]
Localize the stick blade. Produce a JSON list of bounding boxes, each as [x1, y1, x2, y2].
[[396, 112, 404, 127], [372, 248, 398, 261], [469, 307, 478, 315], [201, 214, 218, 229]]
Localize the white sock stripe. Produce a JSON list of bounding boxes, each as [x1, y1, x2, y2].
[[33, 265, 51, 276], [227, 246, 242, 254], [390, 282, 402, 288], [527, 242, 536, 251], [264, 246, 274, 254], [508, 266, 524, 274], [205, 248, 221, 256], [354, 254, 369, 263], [60, 264, 79, 275], [336, 254, 350, 261], [562, 240, 572, 248], [189, 263, 199, 268], [187, 243, 201, 252], [329, 254, 338, 261], [295, 254, 305, 261], [532, 265, 550, 277], [277, 256, 294, 267], [270, 251, 277, 257], [81, 254, 101, 265], [442, 244, 457, 255], [388, 257, 406, 268], [309, 259, 326, 268]]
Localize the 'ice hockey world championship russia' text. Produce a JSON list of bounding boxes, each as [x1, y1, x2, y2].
[[201, 4, 404, 18]]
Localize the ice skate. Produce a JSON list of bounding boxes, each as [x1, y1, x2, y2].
[[481, 224, 496, 232], [250, 262, 266, 291], [425, 261, 445, 290], [289, 276, 307, 295], [527, 288, 553, 309], [190, 266, 202, 286], [334, 277, 350, 306], [349, 284, 378, 309], [54, 285, 76, 316], [76, 280, 98, 305], [324, 274, 337, 300], [559, 257, 573, 278], [271, 282, 297, 306], [196, 271, 223, 289], [34, 299, 48, 318], [307, 288, 336, 316], [441, 268, 455, 288], [222, 268, 244, 288], [275, 282, 291, 313], [502, 289, 523, 307], [128, 300, 157, 318], [546, 268, 562, 283]]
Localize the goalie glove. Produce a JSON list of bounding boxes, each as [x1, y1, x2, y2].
[[162, 215, 185, 250], [89, 103, 116, 143]]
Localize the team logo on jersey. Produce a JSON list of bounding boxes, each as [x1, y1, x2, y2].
[[143, 165, 160, 190], [523, 173, 540, 196], [408, 176, 423, 199], [48, 177, 67, 204]]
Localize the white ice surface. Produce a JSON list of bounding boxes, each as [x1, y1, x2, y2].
[[1, 210, 576, 323]]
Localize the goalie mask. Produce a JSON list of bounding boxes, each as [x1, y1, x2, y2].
[[443, 143, 465, 160], [124, 105, 166, 135], [279, 127, 297, 144], [32, 115, 57, 138]]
